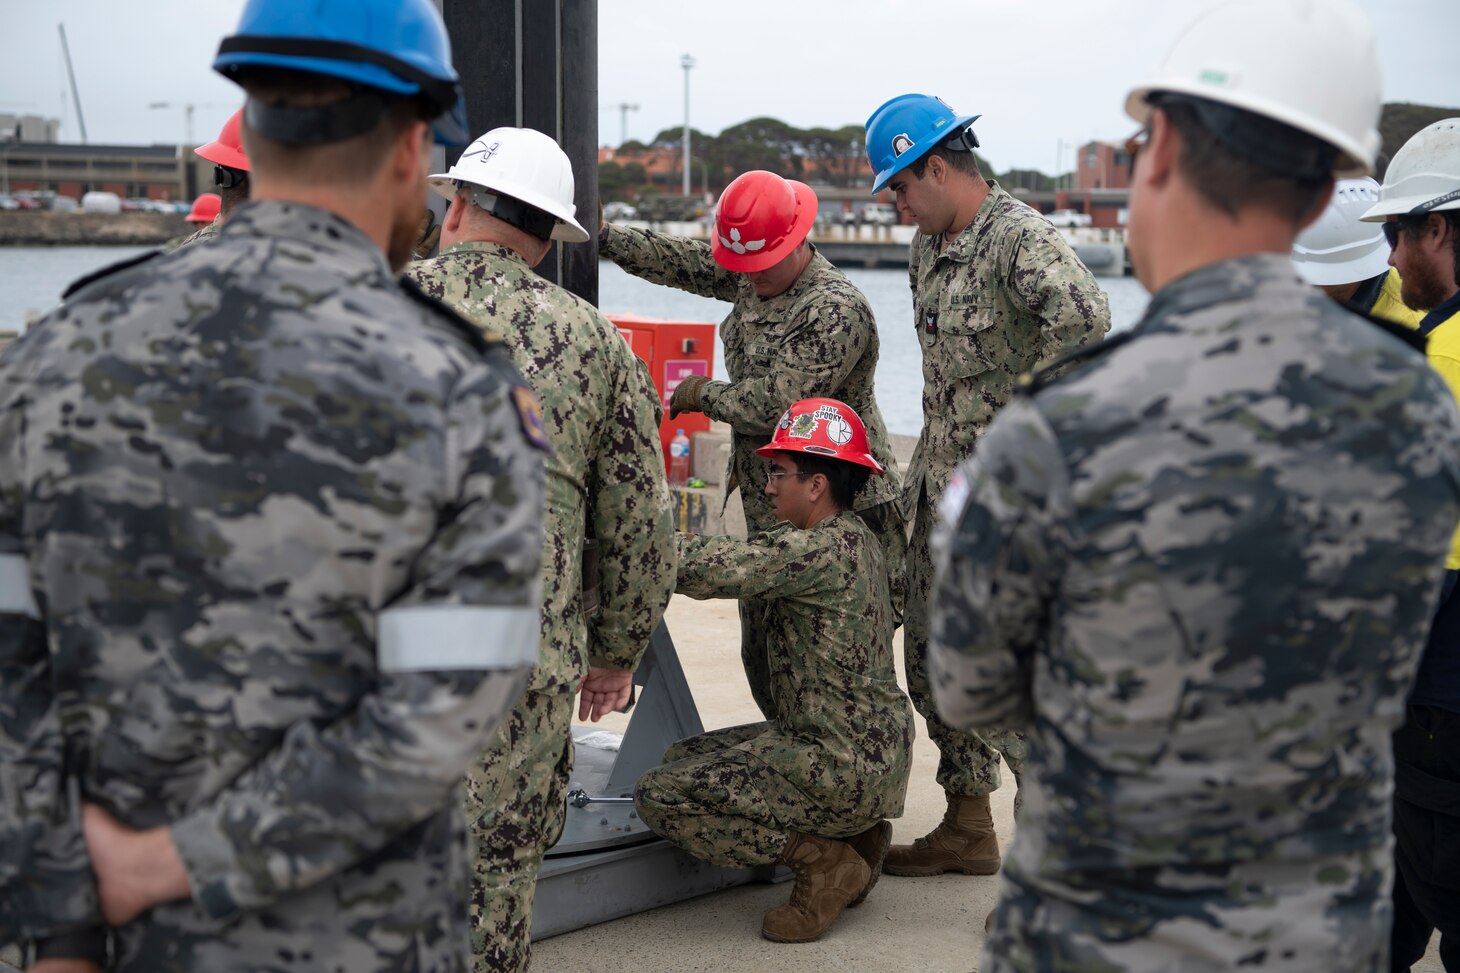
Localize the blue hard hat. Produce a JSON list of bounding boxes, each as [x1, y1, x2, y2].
[[865, 93, 980, 195], [214, 0, 468, 145]]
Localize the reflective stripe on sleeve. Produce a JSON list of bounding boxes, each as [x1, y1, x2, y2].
[[377, 605, 539, 673], [0, 552, 39, 620]]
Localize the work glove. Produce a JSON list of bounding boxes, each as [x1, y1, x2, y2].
[[413, 207, 442, 260], [669, 374, 709, 419]]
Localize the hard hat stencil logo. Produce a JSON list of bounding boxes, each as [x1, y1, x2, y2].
[[718, 226, 766, 256], [463, 140, 502, 163], [892, 134, 915, 157]]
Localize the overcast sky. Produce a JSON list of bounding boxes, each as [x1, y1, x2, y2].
[[4, 0, 1457, 175]]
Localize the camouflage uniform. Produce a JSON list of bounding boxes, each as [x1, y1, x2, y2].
[[601, 223, 906, 719], [407, 241, 675, 973], [165, 214, 222, 252], [930, 253, 1460, 972], [636, 514, 913, 865], [904, 184, 1109, 800], [0, 200, 546, 972]]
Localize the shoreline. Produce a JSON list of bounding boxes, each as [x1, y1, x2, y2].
[[0, 212, 184, 247]]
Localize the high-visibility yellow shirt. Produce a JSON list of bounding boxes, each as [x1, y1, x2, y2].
[[1366, 268, 1426, 330], [1421, 288, 1460, 569]]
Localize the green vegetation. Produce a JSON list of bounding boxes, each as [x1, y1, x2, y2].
[[600, 102, 1459, 202]]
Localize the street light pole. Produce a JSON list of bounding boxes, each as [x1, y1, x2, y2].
[[680, 54, 695, 197]]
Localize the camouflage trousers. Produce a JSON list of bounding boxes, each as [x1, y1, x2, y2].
[[635, 722, 880, 869], [463, 684, 573, 973], [907, 492, 1026, 801], [738, 494, 908, 721]]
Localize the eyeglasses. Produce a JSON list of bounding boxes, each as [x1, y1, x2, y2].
[[1382, 216, 1424, 250], [765, 470, 812, 485], [1124, 127, 1150, 178]]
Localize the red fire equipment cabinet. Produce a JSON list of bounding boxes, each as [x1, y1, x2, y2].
[[608, 314, 717, 477]]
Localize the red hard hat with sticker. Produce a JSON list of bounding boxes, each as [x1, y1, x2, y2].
[[710, 170, 818, 274], [756, 397, 883, 474]]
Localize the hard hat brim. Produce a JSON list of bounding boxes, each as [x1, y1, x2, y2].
[[1291, 237, 1391, 286], [754, 442, 885, 475], [1124, 83, 1376, 177], [195, 139, 250, 172], [711, 180, 818, 274], [427, 173, 590, 243], [1358, 194, 1460, 222]]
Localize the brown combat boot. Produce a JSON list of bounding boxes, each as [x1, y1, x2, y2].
[[882, 794, 1000, 876], [845, 820, 891, 906], [761, 831, 870, 943]]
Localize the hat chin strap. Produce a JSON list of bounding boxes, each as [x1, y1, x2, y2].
[[462, 184, 557, 241]]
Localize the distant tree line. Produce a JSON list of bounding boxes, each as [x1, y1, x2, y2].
[[599, 116, 1011, 200], [598, 102, 1458, 203]]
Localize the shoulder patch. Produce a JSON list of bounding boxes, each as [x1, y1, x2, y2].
[[398, 275, 506, 353], [511, 384, 552, 453], [61, 248, 164, 301], [1019, 330, 1135, 396]]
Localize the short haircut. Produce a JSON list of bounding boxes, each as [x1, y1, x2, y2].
[[218, 179, 249, 214], [1158, 97, 1330, 224], [908, 130, 982, 181], [784, 452, 871, 510], [236, 68, 422, 188]]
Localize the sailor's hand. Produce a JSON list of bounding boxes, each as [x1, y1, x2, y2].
[[669, 375, 709, 420], [578, 667, 633, 722], [82, 803, 192, 926], [413, 207, 441, 260]]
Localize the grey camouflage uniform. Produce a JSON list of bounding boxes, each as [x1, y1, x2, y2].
[[601, 223, 906, 720], [637, 513, 913, 865], [0, 200, 546, 972], [930, 253, 1460, 972], [905, 184, 1109, 800], [407, 241, 675, 973]]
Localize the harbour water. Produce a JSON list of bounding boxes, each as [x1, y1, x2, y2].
[[0, 246, 1151, 436]]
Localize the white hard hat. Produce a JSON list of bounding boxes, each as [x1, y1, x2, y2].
[[429, 127, 589, 243], [1359, 118, 1460, 222], [1124, 0, 1381, 176], [1292, 178, 1391, 286]]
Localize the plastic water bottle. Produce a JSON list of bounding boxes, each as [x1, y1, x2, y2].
[[669, 429, 691, 488]]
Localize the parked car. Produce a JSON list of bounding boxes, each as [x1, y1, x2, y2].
[[49, 195, 79, 212], [862, 203, 898, 226], [1046, 209, 1093, 228], [0, 194, 18, 211], [82, 191, 122, 214]]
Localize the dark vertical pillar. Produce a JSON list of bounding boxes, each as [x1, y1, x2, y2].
[[442, 0, 599, 306]]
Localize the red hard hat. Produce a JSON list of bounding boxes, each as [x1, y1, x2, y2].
[[756, 398, 884, 474], [195, 108, 250, 172], [710, 170, 818, 273], [186, 193, 222, 224]]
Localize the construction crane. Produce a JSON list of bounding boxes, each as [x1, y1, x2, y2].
[[57, 23, 87, 143], [601, 102, 639, 147], [148, 102, 230, 146]]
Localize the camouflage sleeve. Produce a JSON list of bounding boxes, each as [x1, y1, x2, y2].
[[700, 299, 873, 435], [600, 223, 741, 303], [1008, 220, 1112, 366], [168, 356, 546, 921], [928, 398, 1070, 730], [586, 338, 677, 670], [676, 526, 833, 601], [0, 405, 103, 943]]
